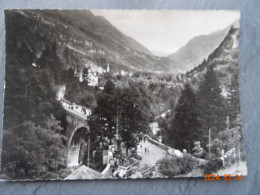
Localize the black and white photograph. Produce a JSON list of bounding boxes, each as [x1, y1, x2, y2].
[[0, 9, 247, 181]]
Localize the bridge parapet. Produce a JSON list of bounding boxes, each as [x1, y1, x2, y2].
[[61, 99, 91, 121], [61, 98, 91, 147]]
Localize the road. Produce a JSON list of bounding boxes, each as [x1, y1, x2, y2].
[[138, 140, 167, 167]]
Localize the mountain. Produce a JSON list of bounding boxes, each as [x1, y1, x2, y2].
[[178, 25, 240, 95], [168, 25, 233, 73], [6, 9, 180, 74]]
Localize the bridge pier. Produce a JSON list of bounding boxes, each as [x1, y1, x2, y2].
[[65, 111, 90, 167]]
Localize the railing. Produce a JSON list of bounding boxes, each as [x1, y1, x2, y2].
[[148, 137, 208, 165], [60, 99, 91, 120], [148, 137, 169, 150]]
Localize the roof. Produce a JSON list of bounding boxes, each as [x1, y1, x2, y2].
[[65, 165, 104, 180]]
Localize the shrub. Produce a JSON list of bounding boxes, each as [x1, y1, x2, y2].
[[192, 141, 206, 158], [157, 154, 198, 176], [203, 158, 223, 174]]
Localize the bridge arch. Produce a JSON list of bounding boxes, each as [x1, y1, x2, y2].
[[67, 126, 90, 167]]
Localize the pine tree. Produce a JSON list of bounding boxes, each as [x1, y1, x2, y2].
[[104, 80, 115, 94], [227, 72, 241, 129], [197, 67, 226, 146], [167, 84, 201, 151], [82, 67, 89, 88]]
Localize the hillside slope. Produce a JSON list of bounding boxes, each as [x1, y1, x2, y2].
[[168, 26, 231, 72], [178, 26, 240, 96], [8, 9, 180, 74]]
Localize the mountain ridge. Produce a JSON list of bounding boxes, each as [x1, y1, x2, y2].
[[11, 9, 181, 74], [167, 21, 239, 73], [177, 25, 240, 94]]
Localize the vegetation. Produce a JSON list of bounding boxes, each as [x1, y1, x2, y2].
[[162, 59, 244, 162], [88, 80, 152, 157], [203, 158, 223, 174], [192, 141, 206, 158], [1, 11, 70, 179], [157, 155, 198, 176], [166, 84, 201, 152], [1, 10, 244, 179], [196, 67, 226, 148], [1, 119, 68, 180]]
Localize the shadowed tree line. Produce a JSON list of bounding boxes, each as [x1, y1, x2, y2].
[[161, 66, 244, 160]]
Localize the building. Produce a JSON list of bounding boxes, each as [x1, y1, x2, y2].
[[87, 70, 98, 86]]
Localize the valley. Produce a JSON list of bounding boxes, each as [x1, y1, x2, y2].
[[0, 10, 246, 180]]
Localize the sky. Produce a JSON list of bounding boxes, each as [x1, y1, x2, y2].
[[92, 10, 240, 56]]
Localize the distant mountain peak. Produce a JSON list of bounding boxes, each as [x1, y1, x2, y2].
[[167, 23, 235, 73]]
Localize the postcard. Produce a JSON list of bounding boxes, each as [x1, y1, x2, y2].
[[0, 9, 247, 180]]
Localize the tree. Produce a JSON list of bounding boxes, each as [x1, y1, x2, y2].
[[227, 72, 241, 129], [192, 141, 206, 158], [82, 67, 89, 87], [116, 85, 150, 155], [88, 81, 117, 144], [88, 81, 151, 156], [197, 67, 226, 147], [65, 68, 74, 83], [1, 118, 67, 180], [50, 41, 58, 57], [17, 42, 36, 66], [167, 84, 201, 151], [104, 80, 115, 94], [2, 15, 71, 180]]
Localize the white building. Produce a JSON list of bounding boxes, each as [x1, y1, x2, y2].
[[88, 70, 98, 86]]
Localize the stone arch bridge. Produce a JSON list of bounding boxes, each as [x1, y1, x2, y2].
[[61, 99, 91, 167]]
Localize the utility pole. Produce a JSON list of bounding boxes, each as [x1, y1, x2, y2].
[[209, 129, 211, 159], [222, 149, 225, 167], [226, 116, 229, 130], [115, 108, 119, 151], [238, 136, 241, 165], [87, 136, 90, 167]]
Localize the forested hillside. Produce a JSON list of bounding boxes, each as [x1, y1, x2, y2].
[[0, 10, 180, 180], [158, 26, 245, 162], [5, 10, 180, 74]]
